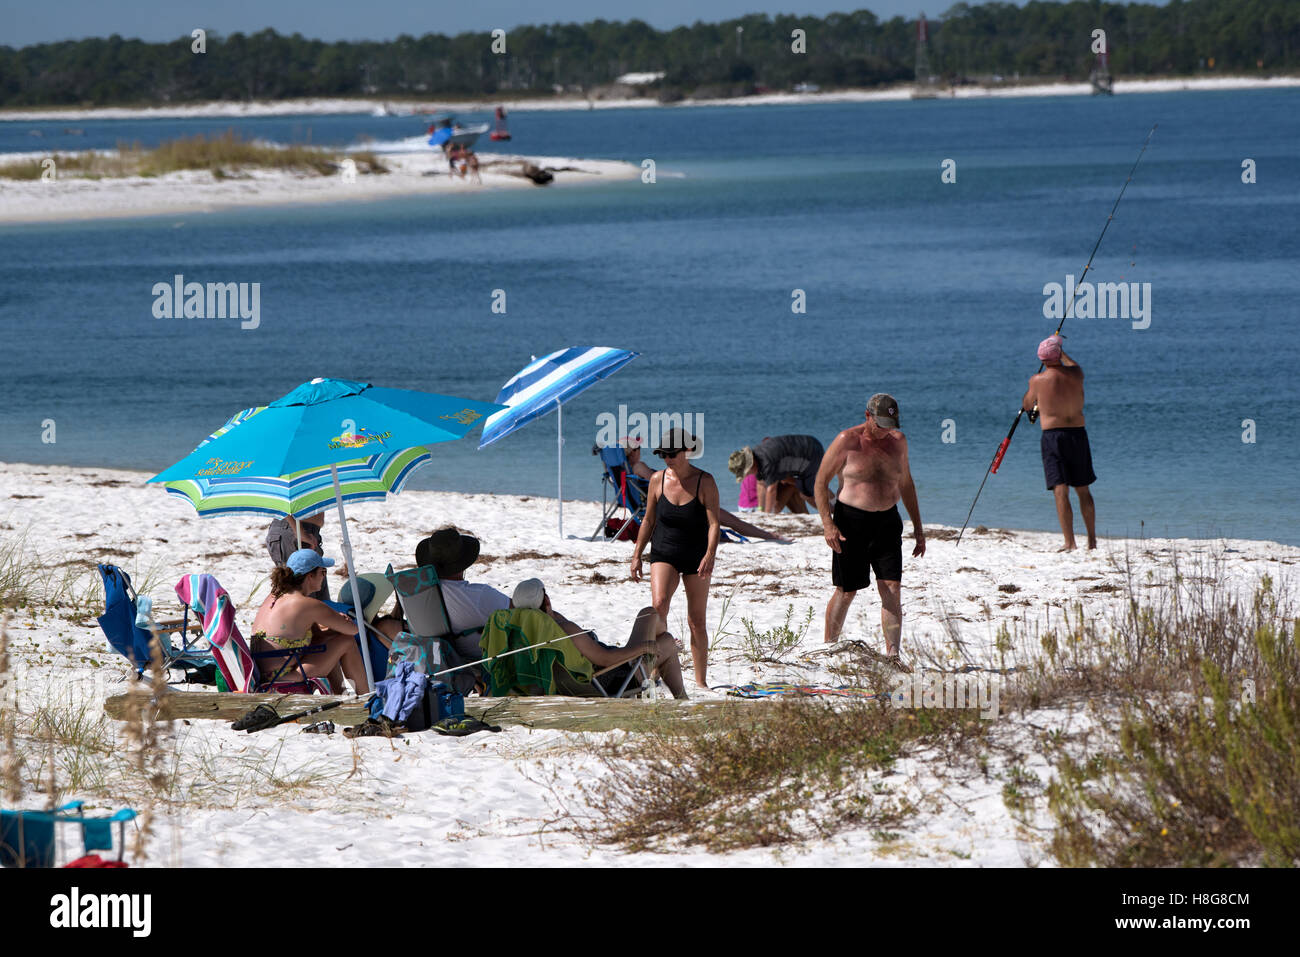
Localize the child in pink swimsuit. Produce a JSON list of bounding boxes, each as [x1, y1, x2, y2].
[[737, 472, 758, 512]]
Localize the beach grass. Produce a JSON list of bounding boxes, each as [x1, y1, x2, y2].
[[1025, 572, 1299, 867], [567, 695, 981, 852], [0, 130, 389, 181]]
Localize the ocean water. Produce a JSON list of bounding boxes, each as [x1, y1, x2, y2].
[[2, 90, 1298, 544]]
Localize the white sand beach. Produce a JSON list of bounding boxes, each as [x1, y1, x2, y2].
[[0, 75, 1296, 124], [2, 461, 1295, 867], [0, 149, 640, 225]]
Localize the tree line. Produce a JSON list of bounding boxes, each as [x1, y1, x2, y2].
[[0, 0, 1295, 107]]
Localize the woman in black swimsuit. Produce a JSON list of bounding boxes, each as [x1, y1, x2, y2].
[[630, 429, 720, 688]]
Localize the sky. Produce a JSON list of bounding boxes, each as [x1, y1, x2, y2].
[[2, 0, 1029, 47]]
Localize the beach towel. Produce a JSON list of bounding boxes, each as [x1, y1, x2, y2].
[[722, 682, 883, 700], [375, 661, 428, 723], [175, 574, 256, 692], [479, 608, 595, 696]]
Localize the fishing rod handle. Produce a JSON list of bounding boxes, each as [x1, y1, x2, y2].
[[990, 437, 1012, 474]]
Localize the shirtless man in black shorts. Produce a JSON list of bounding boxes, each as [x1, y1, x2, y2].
[[815, 394, 925, 660], [1022, 335, 1096, 551]]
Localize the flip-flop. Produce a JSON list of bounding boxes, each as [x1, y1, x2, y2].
[[431, 716, 502, 737], [343, 716, 405, 738]]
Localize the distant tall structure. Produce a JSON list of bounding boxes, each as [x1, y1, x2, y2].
[[912, 13, 938, 99]]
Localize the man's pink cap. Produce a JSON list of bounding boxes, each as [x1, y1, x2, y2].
[[1038, 335, 1063, 362]]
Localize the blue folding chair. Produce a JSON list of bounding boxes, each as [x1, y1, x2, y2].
[[0, 801, 136, 868], [98, 564, 215, 683], [591, 446, 649, 541]]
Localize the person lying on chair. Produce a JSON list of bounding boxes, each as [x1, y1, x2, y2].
[[512, 579, 688, 699], [250, 549, 370, 694]]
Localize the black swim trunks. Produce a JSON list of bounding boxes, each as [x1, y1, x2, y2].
[[831, 501, 903, 592], [1041, 427, 1097, 490]]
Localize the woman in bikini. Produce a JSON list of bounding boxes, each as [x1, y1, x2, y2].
[[630, 428, 720, 688], [250, 549, 370, 694]]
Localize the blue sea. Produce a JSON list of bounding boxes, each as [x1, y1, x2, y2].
[[2, 90, 1298, 544]]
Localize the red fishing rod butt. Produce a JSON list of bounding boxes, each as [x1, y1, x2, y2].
[[990, 437, 1012, 474]]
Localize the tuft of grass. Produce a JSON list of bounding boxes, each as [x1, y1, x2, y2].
[[567, 697, 984, 853], [739, 603, 814, 663]]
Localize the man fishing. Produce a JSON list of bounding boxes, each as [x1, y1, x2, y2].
[[1022, 335, 1097, 550], [815, 393, 925, 663]]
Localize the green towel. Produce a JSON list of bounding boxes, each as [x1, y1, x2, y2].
[[480, 608, 595, 695]]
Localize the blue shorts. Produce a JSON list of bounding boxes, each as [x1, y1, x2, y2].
[[1041, 427, 1096, 489]]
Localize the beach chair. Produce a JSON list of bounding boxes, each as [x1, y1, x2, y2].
[[97, 564, 215, 683], [383, 563, 483, 696], [0, 801, 136, 869], [479, 608, 655, 698], [174, 574, 329, 694], [590, 445, 648, 542]]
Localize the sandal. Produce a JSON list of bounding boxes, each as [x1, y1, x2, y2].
[[431, 716, 502, 737], [231, 703, 280, 733], [343, 716, 405, 739]]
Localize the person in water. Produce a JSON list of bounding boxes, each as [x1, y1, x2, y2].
[[815, 394, 925, 662], [1022, 335, 1097, 551], [249, 549, 370, 693], [630, 429, 720, 688]]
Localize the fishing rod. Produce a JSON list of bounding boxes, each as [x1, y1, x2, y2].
[[956, 123, 1157, 546]]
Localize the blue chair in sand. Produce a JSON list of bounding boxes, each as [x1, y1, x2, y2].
[[98, 564, 215, 683], [0, 801, 136, 868], [591, 446, 648, 541]]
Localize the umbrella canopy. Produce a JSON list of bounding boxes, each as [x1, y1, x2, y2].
[[161, 406, 432, 518], [478, 347, 639, 449], [150, 378, 500, 484], [479, 347, 639, 537], [148, 377, 505, 691]]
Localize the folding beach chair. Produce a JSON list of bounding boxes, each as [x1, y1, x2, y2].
[[0, 801, 136, 869], [480, 608, 655, 699], [174, 573, 329, 694], [383, 564, 483, 696], [97, 564, 215, 683], [590, 445, 648, 542]]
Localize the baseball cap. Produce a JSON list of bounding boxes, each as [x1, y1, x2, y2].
[[287, 548, 335, 575], [867, 393, 900, 429]]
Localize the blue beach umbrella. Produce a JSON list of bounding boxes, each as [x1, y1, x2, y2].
[[479, 347, 639, 537], [149, 377, 505, 689], [161, 406, 434, 519]]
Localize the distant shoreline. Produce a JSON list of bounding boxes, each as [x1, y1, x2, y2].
[[1, 74, 1296, 122]]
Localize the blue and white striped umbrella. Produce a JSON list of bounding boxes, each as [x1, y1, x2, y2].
[[479, 346, 639, 535]]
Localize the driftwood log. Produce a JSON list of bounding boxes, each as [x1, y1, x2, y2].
[[105, 690, 769, 733]]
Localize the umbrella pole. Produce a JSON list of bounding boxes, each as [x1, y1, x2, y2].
[[330, 463, 376, 693], [556, 399, 564, 539]]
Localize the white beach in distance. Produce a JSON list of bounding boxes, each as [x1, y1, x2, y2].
[[0, 150, 640, 225], [0, 73, 1297, 122], [3, 461, 1295, 866]]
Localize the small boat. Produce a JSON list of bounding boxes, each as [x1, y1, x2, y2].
[[426, 114, 490, 149]]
